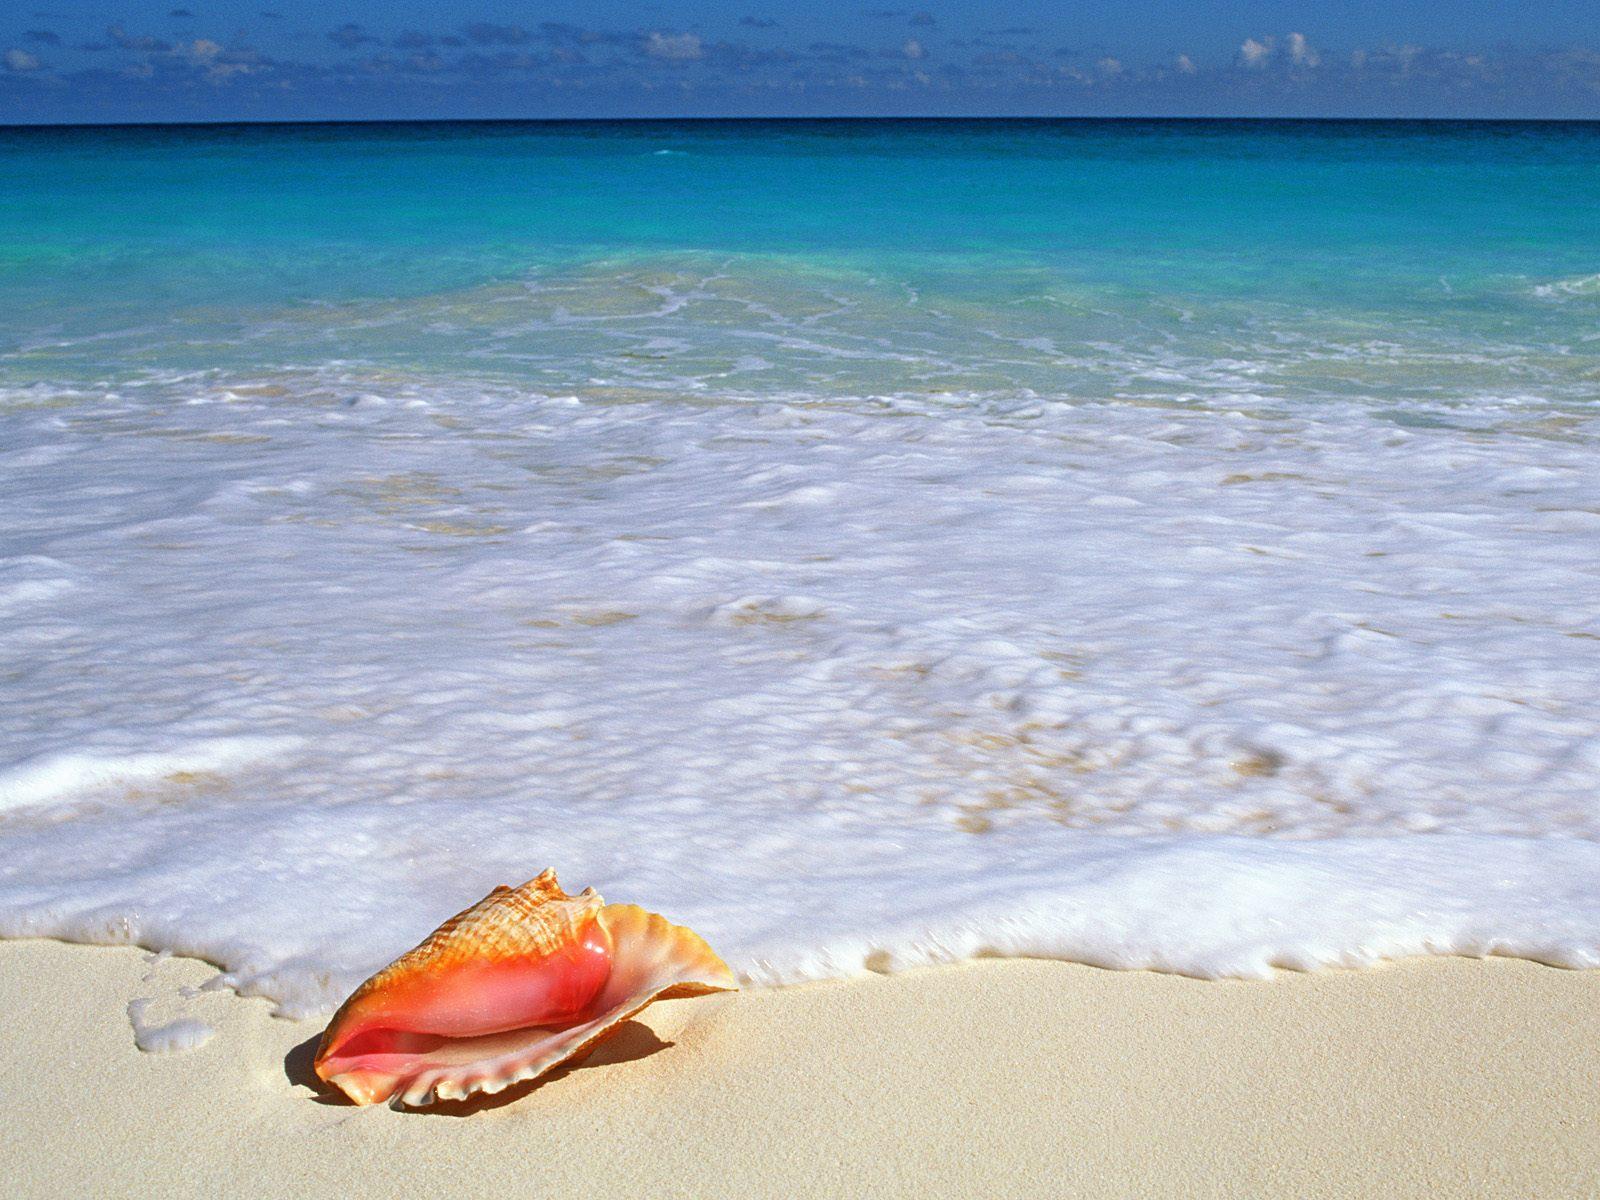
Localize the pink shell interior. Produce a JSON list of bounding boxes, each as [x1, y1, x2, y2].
[[317, 903, 735, 1107]]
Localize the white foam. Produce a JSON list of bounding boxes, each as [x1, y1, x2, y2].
[[2, 372, 1599, 1016], [126, 999, 217, 1054], [0, 737, 303, 814], [1532, 272, 1600, 299]]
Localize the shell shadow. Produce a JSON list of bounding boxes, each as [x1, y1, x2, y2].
[[284, 1020, 674, 1116]]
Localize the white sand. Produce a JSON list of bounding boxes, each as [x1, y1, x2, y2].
[[3, 940, 1597, 1198]]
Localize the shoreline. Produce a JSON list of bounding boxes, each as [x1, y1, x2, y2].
[[5, 939, 1597, 1197]]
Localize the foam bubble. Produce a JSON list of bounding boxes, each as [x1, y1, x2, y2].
[[126, 999, 217, 1054]]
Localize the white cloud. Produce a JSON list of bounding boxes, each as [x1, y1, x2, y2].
[[1287, 32, 1320, 68], [208, 62, 255, 80], [1392, 43, 1423, 70], [1097, 56, 1122, 76], [4, 48, 41, 72], [1175, 54, 1197, 75], [902, 38, 924, 60], [1239, 37, 1273, 68], [644, 31, 702, 61], [186, 38, 222, 61]]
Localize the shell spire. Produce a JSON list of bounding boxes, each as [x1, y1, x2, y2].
[[313, 870, 736, 1107]]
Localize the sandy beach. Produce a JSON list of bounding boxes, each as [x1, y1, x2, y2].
[[7, 116, 1600, 1200], [3, 940, 1595, 1199]]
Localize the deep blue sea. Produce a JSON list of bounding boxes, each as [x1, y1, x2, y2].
[[4, 120, 1600, 1014]]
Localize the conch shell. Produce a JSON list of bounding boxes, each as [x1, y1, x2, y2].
[[313, 870, 736, 1107]]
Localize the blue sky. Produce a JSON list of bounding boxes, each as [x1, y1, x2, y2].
[[4, 1, 1600, 123]]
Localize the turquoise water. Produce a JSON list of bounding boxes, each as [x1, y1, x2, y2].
[[4, 118, 1600, 408]]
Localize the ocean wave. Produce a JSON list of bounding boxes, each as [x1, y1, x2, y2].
[[8, 251, 1598, 413], [1532, 272, 1600, 299]]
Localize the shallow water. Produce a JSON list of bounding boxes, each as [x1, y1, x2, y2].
[[2, 119, 1599, 1015]]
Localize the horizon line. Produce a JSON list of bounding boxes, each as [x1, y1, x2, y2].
[[5, 113, 1600, 132]]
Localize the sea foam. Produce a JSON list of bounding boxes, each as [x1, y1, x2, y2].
[[1, 370, 1598, 1016]]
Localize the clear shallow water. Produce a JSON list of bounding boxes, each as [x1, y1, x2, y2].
[[3, 119, 1600, 1017]]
